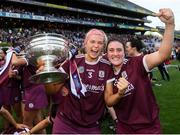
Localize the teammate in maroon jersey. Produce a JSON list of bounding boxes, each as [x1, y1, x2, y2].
[[0, 48, 29, 131], [105, 8, 175, 134], [20, 64, 48, 133]]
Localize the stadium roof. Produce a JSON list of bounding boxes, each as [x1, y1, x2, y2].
[[77, 0, 155, 16]]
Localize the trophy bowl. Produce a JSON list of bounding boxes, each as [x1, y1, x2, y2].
[[25, 33, 69, 84]]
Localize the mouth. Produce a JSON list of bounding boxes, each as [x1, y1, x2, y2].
[[111, 57, 120, 61], [91, 49, 99, 55]]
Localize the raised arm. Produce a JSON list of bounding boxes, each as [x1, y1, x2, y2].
[[145, 8, 175, 70]]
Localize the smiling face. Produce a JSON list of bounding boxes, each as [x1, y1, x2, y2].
[[85, 34, 104, 62], [107, 41, 125, 68]]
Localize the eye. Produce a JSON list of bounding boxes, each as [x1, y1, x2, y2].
[[108, 48, 114, 52], [90, 40, 95, 44], [117, 48, 123, 52], [97, 41, 103, 45]]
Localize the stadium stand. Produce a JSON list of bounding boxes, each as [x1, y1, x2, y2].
[[0, 0, 179, 49]]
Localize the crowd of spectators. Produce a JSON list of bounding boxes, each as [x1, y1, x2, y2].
[[1, 27, 180, 52], [1, 3, 180, 58], [0, 27, 85, 48], [0, 4, 111, 24]]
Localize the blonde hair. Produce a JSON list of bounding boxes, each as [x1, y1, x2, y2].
[[84, 29, 108, 46]]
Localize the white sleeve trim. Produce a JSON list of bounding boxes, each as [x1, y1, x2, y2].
[[107, 78, 115, 84], [143, 55, 150, 72]]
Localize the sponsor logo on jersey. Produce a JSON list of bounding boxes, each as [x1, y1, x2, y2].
[[85, 84, 104, 93]]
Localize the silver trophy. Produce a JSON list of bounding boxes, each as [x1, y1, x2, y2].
[[25, 33, 69, 84]]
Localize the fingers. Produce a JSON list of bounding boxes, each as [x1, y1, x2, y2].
[[9, 68, 18, 78], [116, 77, 129, 96], [36, 65, 44, 73], [16, 123, 29, 129], [155, 9, 168, 17], [155, 8, 174, 24], [154, 12, 161, 17], [37, 58, 45, 68]]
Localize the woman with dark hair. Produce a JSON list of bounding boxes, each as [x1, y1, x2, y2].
[[105, 8, 175, 133]]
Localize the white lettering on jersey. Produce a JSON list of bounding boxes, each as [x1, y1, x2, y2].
[[121, 71, 128, 79], [85, 84, 104, 93], [88, 72, 93, 78]]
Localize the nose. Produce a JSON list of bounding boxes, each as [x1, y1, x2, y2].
[[114, 50, 119, 55], [93, 42, 100, 48]]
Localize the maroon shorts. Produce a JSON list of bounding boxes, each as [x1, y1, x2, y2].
[[22, 85, 48, 111], [52, 114, 101, 134], [116, 118, 161, 134], [1, 86, 14, 105]]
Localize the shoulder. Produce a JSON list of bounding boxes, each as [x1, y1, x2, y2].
[[75, 54, 85, 59], [99, 57, 111, 65], [125, 55, 144, 64], [74, 54, 85, 64], [122, 56, 144, 70]]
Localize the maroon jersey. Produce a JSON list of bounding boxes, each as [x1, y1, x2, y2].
[[0, 63, 12, 105], [56, 54, 114, 127], [1, 77, 21, 106], [113, 55, 159, 128], [0, 51, 20, 105], [0, 51, 13, 86], [21, 64, 38, 89], [21, 64, 48, 111]]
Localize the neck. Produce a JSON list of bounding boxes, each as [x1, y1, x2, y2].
[[113, 63, 123, 74], [85, 54, 100, 62], [133, 51, 141, 57]]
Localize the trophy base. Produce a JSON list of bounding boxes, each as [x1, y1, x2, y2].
[[29, 71, 68, 84]]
